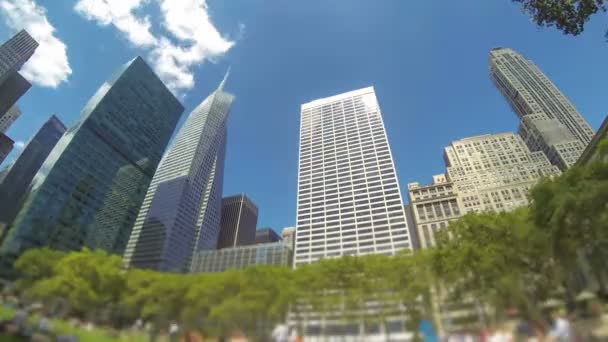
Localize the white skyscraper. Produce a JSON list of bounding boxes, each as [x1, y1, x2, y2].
[[294, 87, 411, 267], [490, 48, 594, 170], [124, 74, 234, 272]]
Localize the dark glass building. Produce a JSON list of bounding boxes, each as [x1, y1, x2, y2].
[[217, 194, 258, 249], [0, 115, 66, 230], [0, 57, 183, 277], [191, 242, 293, 273], [0, 132, 13, 166], [255, 228, 281, 244], [0, 30, 38, 118]]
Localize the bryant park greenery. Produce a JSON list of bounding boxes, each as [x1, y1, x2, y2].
[[3, 138, 607, 340]]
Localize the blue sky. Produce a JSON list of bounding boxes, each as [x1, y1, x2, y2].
[[1, 0, 607, 233]]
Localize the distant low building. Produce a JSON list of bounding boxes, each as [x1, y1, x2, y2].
[[191, 242, 293, 273], [281, 227, 295, 250], [255, 227, 280, 244]]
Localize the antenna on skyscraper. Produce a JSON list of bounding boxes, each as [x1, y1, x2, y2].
[[218, 67, 230, 91]]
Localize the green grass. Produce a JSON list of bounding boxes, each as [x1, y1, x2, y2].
[[0, 305, 148, 342]]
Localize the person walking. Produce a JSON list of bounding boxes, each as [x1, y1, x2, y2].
[[271, 323, 289, 342], [169, 321, 180, 342], [547, 309, 572, 342]]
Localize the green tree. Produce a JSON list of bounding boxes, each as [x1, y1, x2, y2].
[[13, 247, 65, 291], [512, 0, 607, 38]]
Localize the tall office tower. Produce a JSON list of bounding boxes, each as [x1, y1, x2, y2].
[[0, 132, 13, 166], [0, 30, 38, 118], [444, 132, 560, 213], [0, 57, 183, 277], [0, 106, 21, 133], [217, 194, 258, 249], [281, 227, 295, 249], [0, 115, 66, 229], [124, 74, 233, 273], [255, 228, 281, 244], [294, 87, 411, 267], [407, 174, 463, 249], [489, 48, 594, 170], [403, 204, 419, 250], [0, 30, 38, 78]]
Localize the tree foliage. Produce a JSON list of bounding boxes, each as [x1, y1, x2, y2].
[[10, 137, 608, 336], [512, 0, 607, 38]]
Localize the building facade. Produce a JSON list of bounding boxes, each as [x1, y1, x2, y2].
[[407, 174, 463, 249], [255, 228, 281, 244], [281, 227, 295, 250], [0, 106, 20, 133], [0, 115, 66, 229], [444, 132, 560, 214], [0, 30, 38, 118], [217, 194, 258, 249], [489, 48, 594, 170], [0, 57, 183, 277], [191, 242, 293, 273], [0, 132, 13, 166], [294, 87, 411, 267], [124, 74, 233, 273]]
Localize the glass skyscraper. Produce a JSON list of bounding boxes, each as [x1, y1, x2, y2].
[[217, 194, 258, 249], [0, 115, 66, 229], [294, 87, 411, 267], [124, 74, 234, 273], [0, 30, 38, 118], [489, 48, 595, 170], [0, 57, 183, 277]]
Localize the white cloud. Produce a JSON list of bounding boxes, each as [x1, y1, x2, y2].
[[14, 140, 25, 150], [0, 0, 72, 88], [74, 0, 157, 48], [74, 0, 235, 94]]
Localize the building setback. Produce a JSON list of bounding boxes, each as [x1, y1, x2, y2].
[[489, 48, 594, 170], [217, 194, 258, 249], [294, 87, 411, 267], [255, 227, 281, 244], [191, 242, 293, 273], [0, 105, 21, 133], [0, 115, 66, 229], [445, 132, 560, 213], [0, 30, 38, 119], [0, 57, 183, 277], [124, 74, 233, 273]]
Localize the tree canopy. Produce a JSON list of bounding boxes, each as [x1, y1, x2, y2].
[[513, 0, 607, 38]]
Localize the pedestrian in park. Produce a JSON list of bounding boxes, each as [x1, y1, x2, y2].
[[547, 309, 572, 342], [169, 321, 180, 342], [11, 303, 28, 334], [271, 323, 289, 342]]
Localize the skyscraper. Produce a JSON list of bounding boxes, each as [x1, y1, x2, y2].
[[0, 105, 21, 133], [489, 48, 594, 169], [0, 57, 183, 277], [0, 132, 13, 166], [217, 194, 258, 249], [0, 30, 38, 118], [0, 115, 66, 229], [124, 74, 234, 273], [281, 227, 295, 250], [294, 87, 411, 267]]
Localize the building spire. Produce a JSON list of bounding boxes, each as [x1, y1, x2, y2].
[[218, 67, 230, 91]]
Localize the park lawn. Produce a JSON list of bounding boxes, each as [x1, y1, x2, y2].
[[0, 304, 147, 342]]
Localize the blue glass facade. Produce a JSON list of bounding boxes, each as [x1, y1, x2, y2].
[[124, 75, 233, 273], [0, 115, 66, 229], [0, 57, 183, 276]]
